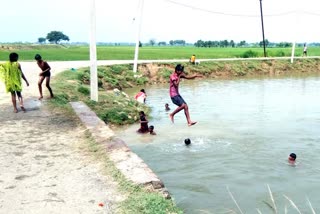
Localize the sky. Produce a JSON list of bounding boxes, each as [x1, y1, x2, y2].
[[1, 0, 320, 44]]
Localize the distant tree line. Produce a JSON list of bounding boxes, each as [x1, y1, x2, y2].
[[143, 38, 320, 48]]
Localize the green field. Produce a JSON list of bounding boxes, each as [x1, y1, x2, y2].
[[0, 44, 319, 61]]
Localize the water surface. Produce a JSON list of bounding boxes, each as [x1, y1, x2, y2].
[[116, 75, 320, 213]]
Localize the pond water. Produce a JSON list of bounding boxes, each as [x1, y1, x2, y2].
[[115, 74, 320, 213]]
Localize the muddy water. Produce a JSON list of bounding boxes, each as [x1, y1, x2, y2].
[[116, 75, 320, 213]]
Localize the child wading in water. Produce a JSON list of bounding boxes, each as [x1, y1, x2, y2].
[[0, 53, 29, 113], [137, 111, 149, 133], [35, 54, 54, 100]]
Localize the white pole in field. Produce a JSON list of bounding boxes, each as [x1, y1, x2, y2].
[[290, 41, 296, 63], [133, 0, 144, 73], [90, 0, 98, 101]]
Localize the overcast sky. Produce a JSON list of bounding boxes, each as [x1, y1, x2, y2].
[[1, 0, 320, 44]]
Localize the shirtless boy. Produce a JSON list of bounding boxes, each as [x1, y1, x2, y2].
[[169, 64, 202, 126]]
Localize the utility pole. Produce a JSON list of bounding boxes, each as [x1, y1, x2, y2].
[[259, 0, 267, 57], [133, 0, 144, 73], [89, 0, 98, 101]]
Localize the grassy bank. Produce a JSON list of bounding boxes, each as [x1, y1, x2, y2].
[[80, 130, 183, 214], [1, 44, 320, 61]]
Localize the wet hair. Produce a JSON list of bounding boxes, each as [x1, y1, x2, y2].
[[175, 64, 184, 72], [149, 125, 154, 130], [9, 52, 19, 62], [139, 111, 145, 115], [140, 89, 145, 93], [165, 103, 169, 106], [289, 153, 296, 160], [34, 54, 42, 60], [184, 138, 191, 146]]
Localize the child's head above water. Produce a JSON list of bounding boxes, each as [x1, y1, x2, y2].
[[184, 138, 191, 146], [165, 103, 170, 110], [288, 153, 297, 163]]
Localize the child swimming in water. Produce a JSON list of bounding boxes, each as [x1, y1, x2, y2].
[[288, 153, 297, 165]]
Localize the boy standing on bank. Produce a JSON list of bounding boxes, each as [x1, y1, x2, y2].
[[35, 54, 54, 100], [169, 64, 202, 126]]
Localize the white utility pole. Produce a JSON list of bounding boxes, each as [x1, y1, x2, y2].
[[89, 0, 98, 101], [133, 0, 144, 73], [291, 41, 296, 63]]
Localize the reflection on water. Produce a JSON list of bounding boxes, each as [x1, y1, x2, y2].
[[116, 75, 320, 213]]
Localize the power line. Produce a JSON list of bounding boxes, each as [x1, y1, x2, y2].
[[163, 0, 320, 18]]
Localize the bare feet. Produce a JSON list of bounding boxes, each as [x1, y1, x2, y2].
[[38, 96, 43, 100], [14, 109, 18, 113], [20, 106, 26, 112], [169, 114, 174, 123], [188, 121, 197, 126]]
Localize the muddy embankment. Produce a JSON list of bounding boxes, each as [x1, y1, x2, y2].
[[137, 58, 320, 84]]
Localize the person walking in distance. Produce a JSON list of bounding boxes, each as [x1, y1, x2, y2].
[[35, 54, 54, 100], [303, 43, 308, 57], [169, 64, 202, 126]]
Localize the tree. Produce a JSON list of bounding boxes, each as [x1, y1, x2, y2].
[[149, 39, 156, 46], [46, 31, 70, 44], [238, 40, 247, 47], [158, 41, 166, 46], [139, 41, 142, 47], [259, 39, 269, 47], [230, 40, 235, 47], [194, 40, 204, 47], [38, 37, 46, 44]]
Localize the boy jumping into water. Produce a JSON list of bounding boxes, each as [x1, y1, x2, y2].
[[169, 64, 202, 126]]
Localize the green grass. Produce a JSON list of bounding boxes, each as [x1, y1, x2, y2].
[[47, 67, 150, 126], [1, 44, 319, 61]]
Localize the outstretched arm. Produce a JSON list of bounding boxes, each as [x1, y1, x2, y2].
[[180, 73, 203, 79]]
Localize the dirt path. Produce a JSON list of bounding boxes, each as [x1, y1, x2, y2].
[[0, 62, 124, 213]]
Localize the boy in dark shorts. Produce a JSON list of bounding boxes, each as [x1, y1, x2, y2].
[[35, 54, 54, 100], [169, 64, 202, 126]]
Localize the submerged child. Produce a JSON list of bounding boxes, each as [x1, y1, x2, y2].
[[0, 52, 29, 113], [288, 153, 297, 165], [165, 103, 170, 111], [148, 125, 156, 135], [185, 138, 191, 146]]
